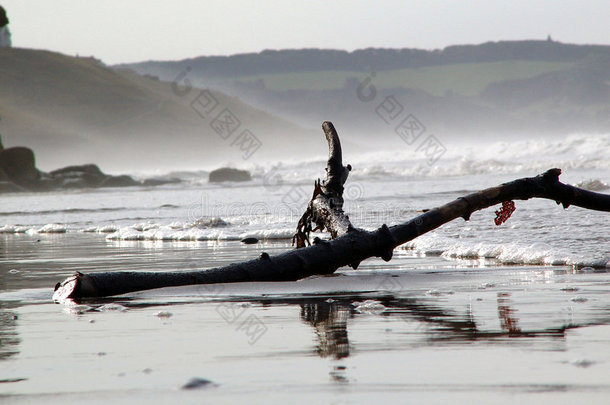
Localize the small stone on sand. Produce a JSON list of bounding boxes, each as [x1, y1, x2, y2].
[[181, 377, 216, 390], [155, 311, 173, 318]]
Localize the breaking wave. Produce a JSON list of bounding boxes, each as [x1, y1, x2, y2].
[[127, 133, 610, 185], [344, 133, 610, 179], [104, 221, 294, 242], [402, 235, 610, 269]]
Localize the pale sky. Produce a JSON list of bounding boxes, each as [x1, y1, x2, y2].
[[2, 0, 609, 65]]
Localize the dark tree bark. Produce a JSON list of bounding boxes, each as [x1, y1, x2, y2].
[[293, 121, 353, 247], [53, 122, 610, 301]]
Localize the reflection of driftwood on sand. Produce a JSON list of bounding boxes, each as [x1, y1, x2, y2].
[[290, 296, 573, 355], [301, 301, 351, 359], [497, 292, 522, 336], [296, 296, 575, 354], [53, 122, 610, 300], [303, 296, 572, 347], [0, 303, 20, 360], [378, 297, 573, 341]]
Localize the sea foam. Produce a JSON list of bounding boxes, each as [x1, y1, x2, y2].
[[403, 235, 609, 269]]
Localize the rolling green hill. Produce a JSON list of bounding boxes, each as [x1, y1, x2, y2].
[[0, 48, 318, 171], [118, 41, 610, 135], [235, 60, 574, 96], [119, 40, 607, 79], [1, 40, 607, 173]]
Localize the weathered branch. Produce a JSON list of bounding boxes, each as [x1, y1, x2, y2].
[[387, 168, 610, 246], [293, 122, 354, 247], [321, 121, 350, 196], [53, 123, 610, 301]]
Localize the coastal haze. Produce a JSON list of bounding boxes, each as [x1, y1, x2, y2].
[[1, 2, 609, 404], [0, 48, 320, 172], [2, 42, 609, 173], [119, 42, 610, 137], [0, 0, 609, 173]]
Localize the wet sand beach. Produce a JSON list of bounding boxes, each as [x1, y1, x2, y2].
[[1, 233, 609, 404], [0, 144, 608, 403]]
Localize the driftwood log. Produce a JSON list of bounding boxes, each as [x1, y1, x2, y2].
[[53, 122, 610, 301]]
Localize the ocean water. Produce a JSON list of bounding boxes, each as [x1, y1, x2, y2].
[[0, 133, 609, 403], [2, 133, 608, 267]]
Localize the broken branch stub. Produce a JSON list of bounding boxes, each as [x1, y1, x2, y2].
[[293, 121, 354, 248]]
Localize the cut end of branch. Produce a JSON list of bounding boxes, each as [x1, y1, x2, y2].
[[53, 271, 98, 301]]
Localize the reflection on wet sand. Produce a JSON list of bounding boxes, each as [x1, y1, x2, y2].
[[300, 301, 351, 359], [497, 292, 522, 335], [0, 302, 19, 361], [0, 290, 592, 371], [295, 294, 573, 360], [274, 291, 579, 362]]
